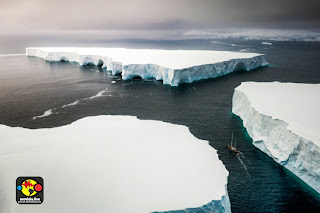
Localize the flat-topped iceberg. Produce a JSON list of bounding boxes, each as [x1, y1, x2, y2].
[[232, 82, 320, 193], [0, 115, 230, 213], [26, 47, 268, 86]]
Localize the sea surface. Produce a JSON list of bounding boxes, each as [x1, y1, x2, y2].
[[1, 36, 320, 212]]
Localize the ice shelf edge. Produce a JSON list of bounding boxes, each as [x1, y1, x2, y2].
[[232, 86, 320, 194], [26, 47, 268, 86]]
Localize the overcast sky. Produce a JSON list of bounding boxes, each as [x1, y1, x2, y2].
[[1, 0, 319, 35]]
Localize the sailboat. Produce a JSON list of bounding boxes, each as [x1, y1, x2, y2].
[[228, 133, 240, 155]]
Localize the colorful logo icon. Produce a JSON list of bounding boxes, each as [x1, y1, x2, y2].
[[16, 177, 43, 204]]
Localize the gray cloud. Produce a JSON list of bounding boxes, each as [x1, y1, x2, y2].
[[0, 0, 319, 35]]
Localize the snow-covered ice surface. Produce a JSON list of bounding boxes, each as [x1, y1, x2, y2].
[[26, 47, 268, 86], [0, 115, 230, 213], [232, 82, 320, 193]]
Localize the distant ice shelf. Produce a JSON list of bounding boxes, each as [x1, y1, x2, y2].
[[232, 82, 320, 194], [183, 29, 320, 42], [26, 47, 268, 86], [0, 115, 230, 213]]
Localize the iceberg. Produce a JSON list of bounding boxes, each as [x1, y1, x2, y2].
[[232, 82, 320, 194], [26, 47, 268, 86], [0, 115, 231, 213]]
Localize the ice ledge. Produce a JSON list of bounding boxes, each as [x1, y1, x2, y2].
[[154, 186, 231, 213], [26, 47, 268, 86], [232, 82, 320, 194]]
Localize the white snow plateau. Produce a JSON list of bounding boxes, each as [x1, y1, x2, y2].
[[232, 82, 320, 194], [26, 47, 268, 86], [0, 115, 230, 213]]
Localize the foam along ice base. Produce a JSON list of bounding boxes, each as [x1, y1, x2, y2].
[[0, 115, 230, 213], [26, 47, 268, 86], [232, 82, 320, 193]]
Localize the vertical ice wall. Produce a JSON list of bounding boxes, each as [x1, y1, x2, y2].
[[232, 82, 320, 194], [26, 47, 268, 86]]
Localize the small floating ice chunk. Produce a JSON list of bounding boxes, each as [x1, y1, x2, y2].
[[262, 42, 272, 45], [86, 88, 108, 99], [62, 100, 80, 108], [33, 109, 54, 119]]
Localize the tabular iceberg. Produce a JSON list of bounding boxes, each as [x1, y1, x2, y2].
[[26, 47, 268, 86], [0, 115, 230, 213], [232, 82, 320, 194]]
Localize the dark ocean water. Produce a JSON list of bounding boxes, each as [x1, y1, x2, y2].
[[0, 37, 320, 212]]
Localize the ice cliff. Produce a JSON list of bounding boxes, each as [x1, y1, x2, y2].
[[0, 115, 231, 213], [26, 47, 268, 86], [232, 82, 320, 194]]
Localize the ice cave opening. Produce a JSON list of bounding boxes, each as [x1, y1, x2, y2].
[[131, 75, 143, 80], [97, 59, 104, 68], [234, 62, 247, 72], [60, 56, 69, 62]]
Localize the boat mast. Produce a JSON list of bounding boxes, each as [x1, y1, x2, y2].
[[231, 133, 233, 146], [235, 140, 236, 148]]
